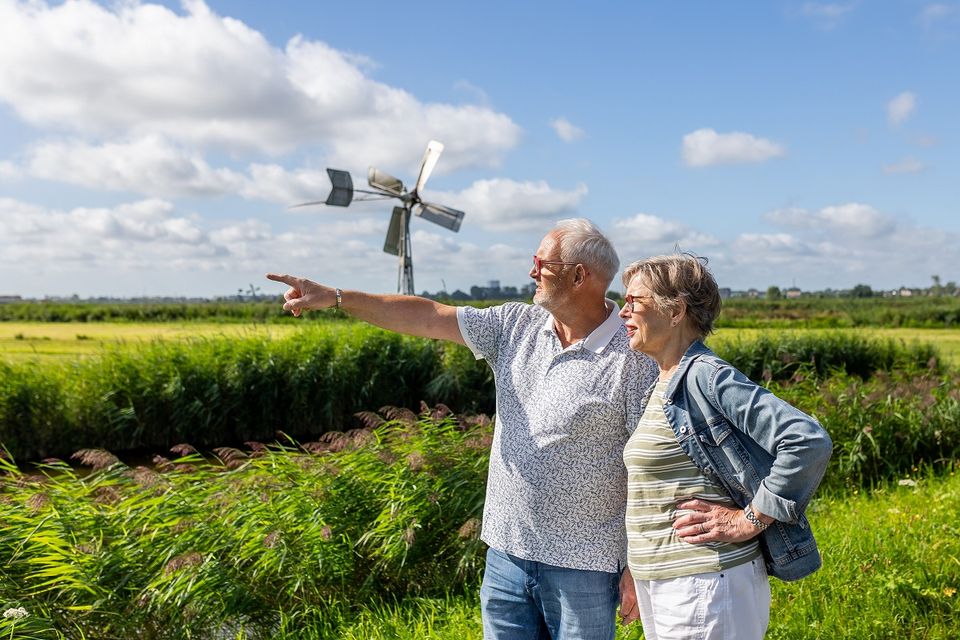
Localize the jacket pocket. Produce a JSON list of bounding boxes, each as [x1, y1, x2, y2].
[[692, 418, 759, 501]]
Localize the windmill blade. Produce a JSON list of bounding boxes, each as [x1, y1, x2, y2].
[[383, 206, 405, 255], [417, 201, 464, 232], [368, 167, 405, 196], [289, 200, 329, 209], [413, 140, 444, 196], [325, 169, 354, 207]]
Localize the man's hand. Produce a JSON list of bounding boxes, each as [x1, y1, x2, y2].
[[265, 273, 335, 317], [619, 566, 640, 626]]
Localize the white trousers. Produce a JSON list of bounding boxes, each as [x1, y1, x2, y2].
[[634, 558, 771, 640]]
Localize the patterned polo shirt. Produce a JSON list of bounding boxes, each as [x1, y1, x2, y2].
[[457, 301, 658, 572]]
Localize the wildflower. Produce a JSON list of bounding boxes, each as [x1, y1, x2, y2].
[[944, 587, 957, 597], [320, 525, 333, 540], [898, 479, 918, 487], [3, 607, 28, 619]]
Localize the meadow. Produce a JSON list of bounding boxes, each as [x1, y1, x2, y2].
[[1, 297, 959, 638], [4, 320, 960, 368]]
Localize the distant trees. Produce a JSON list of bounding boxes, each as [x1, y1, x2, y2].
[[766, 286, 782, 300], [850, 284, 874, 298]]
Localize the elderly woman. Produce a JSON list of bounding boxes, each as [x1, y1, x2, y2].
[[617, 254, 832, 640]]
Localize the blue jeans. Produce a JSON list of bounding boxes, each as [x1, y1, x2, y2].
[[480, 547, 620, 640]]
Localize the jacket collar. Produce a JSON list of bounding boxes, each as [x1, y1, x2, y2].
[[664, 339, 713, 398]]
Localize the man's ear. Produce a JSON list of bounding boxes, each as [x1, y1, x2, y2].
[[574, 264, 585, 285]]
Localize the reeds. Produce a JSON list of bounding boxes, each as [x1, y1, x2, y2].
[[0, 325, 495, 461], [0, 408, 490, 639]]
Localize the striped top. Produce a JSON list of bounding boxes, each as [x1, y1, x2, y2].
[[624, 379, 760, 580]]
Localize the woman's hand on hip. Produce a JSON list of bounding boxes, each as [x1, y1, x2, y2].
[[673, 499, 763, 544]]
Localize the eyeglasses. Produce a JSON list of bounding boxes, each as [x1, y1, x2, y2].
[[622, 294, 654, 313], [532, 255, 578, 276]]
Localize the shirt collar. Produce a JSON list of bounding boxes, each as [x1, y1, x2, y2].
[[540, 299, 623, 354]]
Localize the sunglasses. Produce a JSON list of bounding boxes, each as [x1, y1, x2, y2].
[[532, 255, 578, 276], [622, 294, 654, 313]]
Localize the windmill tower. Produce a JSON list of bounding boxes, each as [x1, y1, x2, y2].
[[294, 141, 465, 295]]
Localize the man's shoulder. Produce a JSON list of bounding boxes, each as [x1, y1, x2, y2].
[[464, 301, 542, 324]]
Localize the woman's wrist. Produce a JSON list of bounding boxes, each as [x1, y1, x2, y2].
[[744, 504, 773, 531]]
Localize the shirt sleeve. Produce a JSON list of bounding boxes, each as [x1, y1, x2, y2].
[[456, 304, 511, 364]]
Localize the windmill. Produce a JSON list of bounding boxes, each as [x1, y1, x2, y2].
[[293, 140, 465, 295]]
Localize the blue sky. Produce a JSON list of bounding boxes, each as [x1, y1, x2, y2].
[[0, 0, 957, 298]]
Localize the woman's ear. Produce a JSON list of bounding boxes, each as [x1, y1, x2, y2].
[[671, 301, 687, 327]]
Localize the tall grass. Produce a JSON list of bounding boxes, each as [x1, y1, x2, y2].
[[0, 409, 490, 639], [718, 296, 960, 328], [0, 326, 494, 461], [0, 329, 944, 462], [3, 417, 959, 639]]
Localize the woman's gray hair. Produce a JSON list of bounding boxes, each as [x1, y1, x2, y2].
[[621, 253, 722, 339], [552, 218, 620, 289]]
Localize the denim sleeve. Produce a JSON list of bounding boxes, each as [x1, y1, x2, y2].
[[709, 365, 833, 523]]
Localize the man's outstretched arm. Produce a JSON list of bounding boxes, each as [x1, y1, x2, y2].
[[265, 273, 465, 345]]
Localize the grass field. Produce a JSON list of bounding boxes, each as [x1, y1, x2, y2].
[[4, 321, 959, 367], [0, 321, 303, 361]]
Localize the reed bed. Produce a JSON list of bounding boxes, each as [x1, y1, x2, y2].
[[0, 330, 942, 463], [3, 412, 959, 639], [0, 407, 490, 639]]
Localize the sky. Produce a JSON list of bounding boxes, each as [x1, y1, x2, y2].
[[0, 0, 957, 299]]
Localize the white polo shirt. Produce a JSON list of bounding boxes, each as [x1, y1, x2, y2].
[[457, 300, 658, 572]]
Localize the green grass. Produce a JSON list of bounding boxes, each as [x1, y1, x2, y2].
[[709, 327, 960, 369], [259, 467, 960, 640], [0, 322, 304, 362], [5, 322, 957, 368], [280, 471, 960, 640], [3, 413, 958, 639]]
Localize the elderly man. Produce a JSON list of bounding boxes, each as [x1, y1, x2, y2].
[[266, 218, 657, 640]]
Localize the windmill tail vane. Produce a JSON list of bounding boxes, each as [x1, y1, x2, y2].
[[292, 140, 465, 296]]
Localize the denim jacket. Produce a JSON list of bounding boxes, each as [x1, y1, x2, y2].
[[658, 341, 833, 581]]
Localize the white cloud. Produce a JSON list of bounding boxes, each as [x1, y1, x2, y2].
[[765, 203, 895, 238], [682, 128, 785, 167], [918, 3, 956, 28], [0, 0, 521, 170], [24, 136, 245, 197], [611, 213, 719, 248], [882, 157, 926, 174], [550, 117, 585, 143], [0, 160, 21, 180], [799, 2, 855, 29], [431, 179, 589, 231], [887, 92, 917, 126]]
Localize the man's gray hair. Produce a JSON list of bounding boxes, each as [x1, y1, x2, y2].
[[552, 218, 620, 289]]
